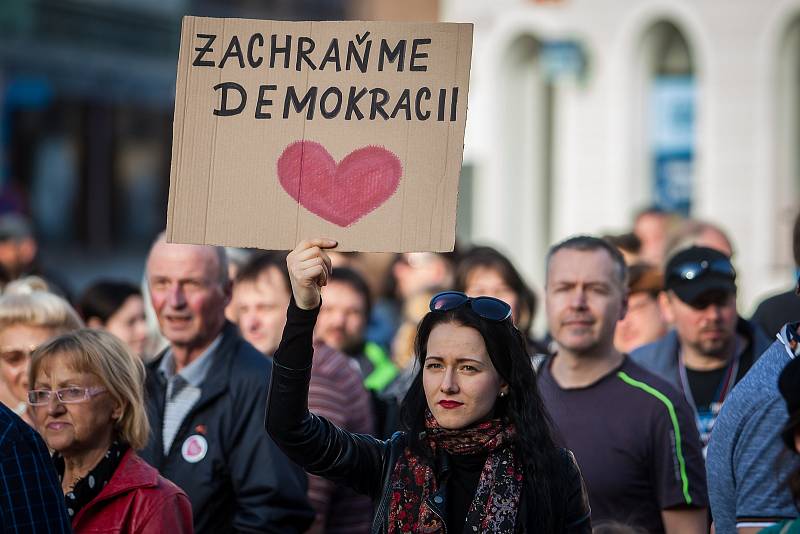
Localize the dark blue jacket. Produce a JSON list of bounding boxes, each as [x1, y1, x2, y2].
[[141, 322, 314, 534], [0, 402, 72, 533]]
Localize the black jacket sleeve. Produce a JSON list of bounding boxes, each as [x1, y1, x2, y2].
[[266, 298, 390, 498], [561, 449, 592, 533]]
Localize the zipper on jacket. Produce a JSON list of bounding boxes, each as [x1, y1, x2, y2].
[[372, 451, 395, 530], [425, 491, 448, 534]]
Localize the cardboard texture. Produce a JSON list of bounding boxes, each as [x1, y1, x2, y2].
[[166, 17, 473, 252]]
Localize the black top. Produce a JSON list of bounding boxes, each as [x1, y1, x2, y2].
[[537, 356, 707, 534], [683, 325, 758, 448], [268, 298, 592, 534], [446, 452, 486, 533], [685, 333, 755, 410], [686, 367, 727, 408]]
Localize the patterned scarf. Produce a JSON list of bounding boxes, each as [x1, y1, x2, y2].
[[388, 412, 523, 533]]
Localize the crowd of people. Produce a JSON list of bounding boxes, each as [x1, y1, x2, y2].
[[0, 206, 799, 534]]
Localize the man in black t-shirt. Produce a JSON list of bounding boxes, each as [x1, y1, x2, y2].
[[631, 246, 770, 451], [540, 236, 707, 534]]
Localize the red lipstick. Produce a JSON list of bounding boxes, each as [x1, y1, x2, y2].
[[438, 400, 463, 409]]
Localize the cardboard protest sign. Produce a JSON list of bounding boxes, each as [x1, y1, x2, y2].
[[166, 17, 473, 252]]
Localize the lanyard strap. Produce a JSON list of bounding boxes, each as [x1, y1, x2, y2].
[[678, 338, 742, 418]]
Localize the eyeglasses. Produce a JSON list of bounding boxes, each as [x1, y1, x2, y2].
[[0, 346, 37, 368], [429, 291, 512, 322], [667, 259, 736, 283], [27, 387, 107, 406]]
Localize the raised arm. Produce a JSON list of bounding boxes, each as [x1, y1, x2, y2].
[[266, 239, 390, 498], [287, 238, 336, 311]]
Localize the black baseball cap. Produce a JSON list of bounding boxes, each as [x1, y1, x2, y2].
[[664, 246, 737, 305], [0, 213, 32, 242], [779, 354, 800, 450]]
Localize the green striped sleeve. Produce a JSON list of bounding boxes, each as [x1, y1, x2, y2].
[[616, 371, 692, 505]]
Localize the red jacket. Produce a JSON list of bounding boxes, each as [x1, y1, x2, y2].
[[72, 449, 193, 534]]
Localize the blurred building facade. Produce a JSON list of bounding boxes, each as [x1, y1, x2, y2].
[[443, 0, 800, 313], [1, 0, 795, 313], [0, 0, 351, 289], [0, 0, 437, 291]]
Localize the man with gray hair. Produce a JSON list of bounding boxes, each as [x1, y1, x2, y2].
[[537, 235, 708, 534], [139, 235, 313, 533]]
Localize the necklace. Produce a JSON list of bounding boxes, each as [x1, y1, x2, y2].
[[63, 473, 85, 492]]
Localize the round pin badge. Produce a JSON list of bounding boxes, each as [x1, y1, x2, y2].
[[181, 434, 208, 463]]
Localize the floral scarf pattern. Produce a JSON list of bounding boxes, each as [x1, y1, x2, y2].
[[388, 412, 523, 533]]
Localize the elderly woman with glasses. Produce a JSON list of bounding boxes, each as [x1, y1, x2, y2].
[[0, 292, 83, 424], [28, 329, 193, 533], [267, 240, 591, 534]]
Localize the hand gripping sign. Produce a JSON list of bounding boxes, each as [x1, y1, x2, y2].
[[166, 17, 473, 252]]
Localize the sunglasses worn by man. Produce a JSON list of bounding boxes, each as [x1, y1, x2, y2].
[[667, 259, 736, 284]]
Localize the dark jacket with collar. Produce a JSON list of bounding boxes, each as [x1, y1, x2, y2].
[[267, 301, 591, 534], [141, 322, 314, 534], [630, 317, 771, 390]]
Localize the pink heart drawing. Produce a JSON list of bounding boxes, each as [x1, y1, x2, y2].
[[277, 141, 403, 227], [186, 439, 202, 457]]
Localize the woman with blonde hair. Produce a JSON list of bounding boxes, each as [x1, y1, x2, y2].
[[28, 329, 193, 533], [0, 291, 82, 423]]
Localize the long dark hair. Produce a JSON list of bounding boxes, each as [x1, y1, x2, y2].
[[399, 307, 566, 533]]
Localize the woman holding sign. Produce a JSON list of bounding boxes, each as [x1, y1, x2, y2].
[[267, 239, 591, 533]]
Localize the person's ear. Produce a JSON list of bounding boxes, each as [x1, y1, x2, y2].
[[658, 291, 675, 324], [111, 400, 124, 422], [222, 279, 233, 307]]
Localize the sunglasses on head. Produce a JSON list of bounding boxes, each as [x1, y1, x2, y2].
[[429, 291, 512, 322], [667, 259, 736, 284]]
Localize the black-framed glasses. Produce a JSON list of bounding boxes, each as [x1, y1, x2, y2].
[[667, 259, 736, 283], [429, 291, 512, 322], [27, 387, 107, 406]]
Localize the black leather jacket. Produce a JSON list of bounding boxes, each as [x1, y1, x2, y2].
[[267, 301, 591, 533]]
